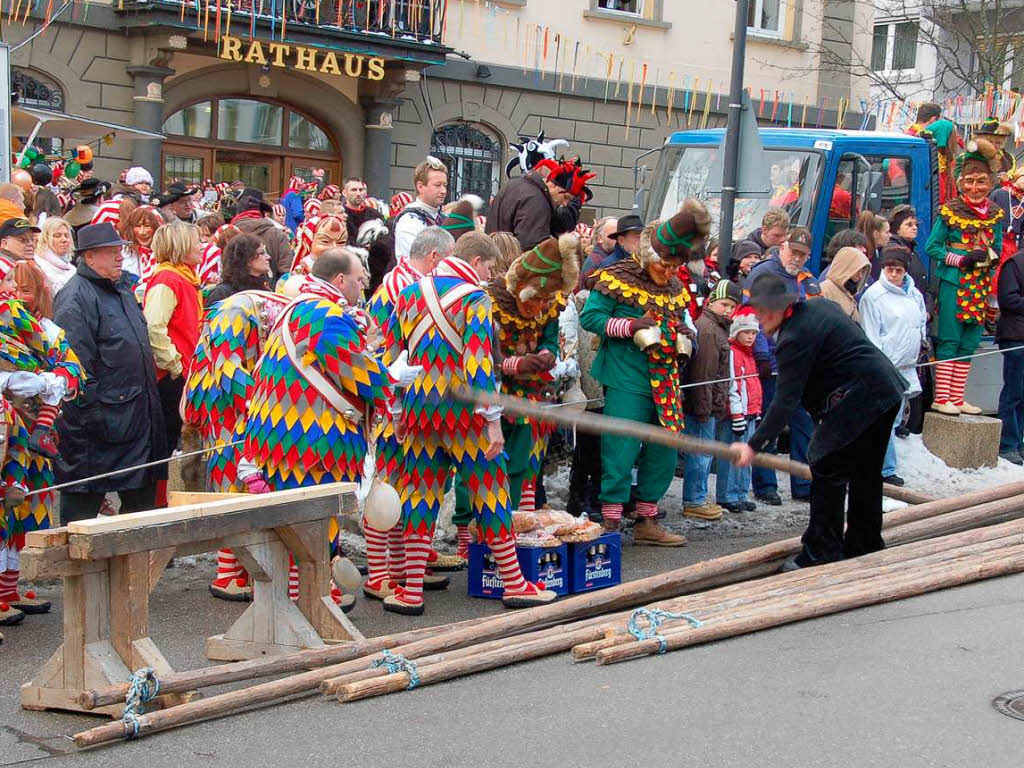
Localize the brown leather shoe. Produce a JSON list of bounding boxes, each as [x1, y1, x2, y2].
[[601, 518, 621, 533], [633, 518, 688, 547], [682, 503, 724, 521]]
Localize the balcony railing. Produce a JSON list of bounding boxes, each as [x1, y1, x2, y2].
[[120, 0, 448, 45]]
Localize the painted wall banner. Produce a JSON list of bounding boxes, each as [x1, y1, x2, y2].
[[219, 35, 386, 81]]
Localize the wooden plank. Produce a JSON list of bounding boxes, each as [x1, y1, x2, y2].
[[68, 483, 354, 534], [25, 527, 68, 547], [168, 491, 248, 507], [20, 683, 122, 718], [173, 531, 284, 560], [69, 494, 352, 561], [19, 546, 108, 580], [62, 575, 87, 690], [83, 570, 109, 645], [108, 553, 149, 664], [31, 645, 65, 689], [205, 635, 310, 662]]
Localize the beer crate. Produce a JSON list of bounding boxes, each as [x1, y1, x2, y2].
[[466, 542, 569, 599], [567, 532, 622, 594]]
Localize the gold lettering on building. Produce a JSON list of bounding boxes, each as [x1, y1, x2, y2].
[[218, 35, 388, 81]]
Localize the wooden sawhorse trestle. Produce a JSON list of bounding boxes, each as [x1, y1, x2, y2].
[[19, 483, 360, 717]]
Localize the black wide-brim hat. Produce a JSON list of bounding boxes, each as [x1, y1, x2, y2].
[[747, 272, 797, 310], [75, 221, 128, 253], [611, 214, 645, 239]]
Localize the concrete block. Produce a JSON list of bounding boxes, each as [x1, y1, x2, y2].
[[607, 125, 641, 148], [922, 412, 1001, 469], [594, 101, 627, 124], [395, 144, 425, 169], [559, 97, 595, 121], [574, 121, 608, 144], [591, 144, 623, 166]]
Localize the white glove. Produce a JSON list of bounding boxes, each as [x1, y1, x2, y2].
[[3, 371, 47, 398], [38, 372, 68, 406], [387, 351, 424, 388], [549, 358, 580, 380]]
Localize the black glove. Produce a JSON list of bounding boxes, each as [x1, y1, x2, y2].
[[731, 416, 747, 437], [962, 250, 988, 270], [756, 359, 773, 380]]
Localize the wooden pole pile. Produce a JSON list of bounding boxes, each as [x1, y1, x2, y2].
[[70, 483, 1024, 747]]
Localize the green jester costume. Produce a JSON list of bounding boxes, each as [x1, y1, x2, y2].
[[580, 200, 709, 546]]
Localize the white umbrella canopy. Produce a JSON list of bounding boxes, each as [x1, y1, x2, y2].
[[12, 105, 164, 140]]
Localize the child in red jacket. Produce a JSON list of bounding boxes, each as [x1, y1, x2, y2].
[[716, 308, 763, 512]]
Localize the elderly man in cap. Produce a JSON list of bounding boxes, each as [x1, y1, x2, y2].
[[153, 182, 198, 224], [0, 218, 40, 262], [732, 272, 906, 570], [52, 223, 167, 523]]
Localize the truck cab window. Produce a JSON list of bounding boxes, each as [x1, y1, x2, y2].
[[864, 155, 912, 219], [826, 156, 870, 241]]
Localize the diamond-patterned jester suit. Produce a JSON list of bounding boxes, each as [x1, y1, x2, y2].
[[0, 298, 84, 540], [367, 258, 424, 487], [184, 291, 291, 492], [487, 279, 564, 510], [244, 280, 389, 552], [0, 396, 31, 562], [381, 258, 514, 545]]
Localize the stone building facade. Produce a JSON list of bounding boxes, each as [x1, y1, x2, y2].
[[5, 0, 870, 220]]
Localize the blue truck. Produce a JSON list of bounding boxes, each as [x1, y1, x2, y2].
[[634, 127, 1001, 411]]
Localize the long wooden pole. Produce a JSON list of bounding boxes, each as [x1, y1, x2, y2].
[[572, 523, 1024, 660], [335, 545, 1024, 702], [80, 482, 1024, 710], [453, 388, 933, 505], [595, 548, 1024, 665]]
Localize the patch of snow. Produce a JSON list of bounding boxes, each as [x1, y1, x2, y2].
[[894, 434, 1024, 497]]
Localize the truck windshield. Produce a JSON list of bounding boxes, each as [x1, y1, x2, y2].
[[649, 145, 822, 240]]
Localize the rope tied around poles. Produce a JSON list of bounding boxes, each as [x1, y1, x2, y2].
[[626, 608, 703, 654], [121, 667, 160, 739], [370, 649, 421, 690]]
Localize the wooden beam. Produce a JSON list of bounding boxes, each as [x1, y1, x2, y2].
[[69, 494, 353, 561]]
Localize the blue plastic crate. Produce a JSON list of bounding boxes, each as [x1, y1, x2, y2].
[[567, 532, 622, 593], [467, 542, 569, 599]]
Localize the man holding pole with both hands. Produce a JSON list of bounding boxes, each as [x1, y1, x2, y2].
[[731, 272, 908, 571]]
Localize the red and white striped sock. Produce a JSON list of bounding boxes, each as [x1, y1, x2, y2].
[[490, 538, 533, 595], [602, 503, 624, 523], [288, 554, 299, 601], [395, 535, 431, 606], [456, 525, 471, 559], [932, 361, 953, 405], [0, 569, 18, 601], [214, 549, 240, 585], [387, 525, 406, 581], [635, 501, 658, 518], [34, 403, 58, 430], [952, 361, 971, 406], [519, 480, 536, 512], [364, 524, 390, 588]]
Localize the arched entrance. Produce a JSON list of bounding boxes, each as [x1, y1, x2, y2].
[[161, 96, 341, 197]]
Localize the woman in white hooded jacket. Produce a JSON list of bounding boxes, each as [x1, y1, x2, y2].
[[859, 244, 927, 486]]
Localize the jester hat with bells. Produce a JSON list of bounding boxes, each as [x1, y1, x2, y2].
[[506, 233, 581, 303], [638, 199, 712, 268], [955, 137, 1001, 182]]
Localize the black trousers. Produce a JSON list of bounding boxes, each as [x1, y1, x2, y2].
[[60, 485, 157, 525], [157, 375, 185, 460], [799, 405, 900, 566], [567, 410, 603, 519]]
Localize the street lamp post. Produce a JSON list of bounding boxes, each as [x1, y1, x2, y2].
[[718, 0, 749, 276]]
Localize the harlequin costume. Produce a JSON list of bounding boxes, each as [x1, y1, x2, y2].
[[0, 396, 32, 626], [244, 274, 389, 607], [925, 139, 1003, 415], [488, 234, 579, 511], [363, 256, 465, 601], [579, 200, 709, 546], [382, 255, 557, 614], [184, 290, 290, 601], [0, 290, 85, 615]]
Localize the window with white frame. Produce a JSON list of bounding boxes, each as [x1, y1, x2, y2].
[[597, 0, 643, 15], [748, 0, 783, 36], [871, 20, 919, 72]]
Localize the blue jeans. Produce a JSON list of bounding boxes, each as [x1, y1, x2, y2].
[[789, 406, 814, 498], [716, 419, 755, 504], [998, 341, 1024, 454], [752, 377, 777, 496], [882, 397, 907, 477], [682, 417, 716, 506]]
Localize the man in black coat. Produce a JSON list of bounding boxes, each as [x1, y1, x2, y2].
[[342, 177, 395, 295], [996, 247, 1024, 464], [53, 223, 167, 523], [732, 273, 907, 569], [486, 159, 593, 250]]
